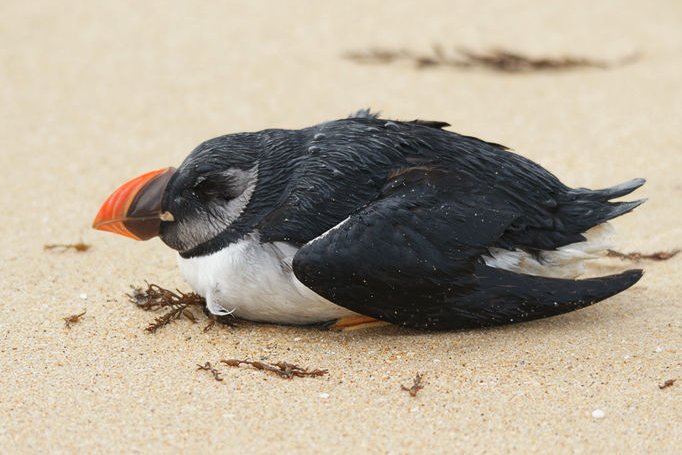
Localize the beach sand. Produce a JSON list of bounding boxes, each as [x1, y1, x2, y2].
[[0, 1, 680, 453]]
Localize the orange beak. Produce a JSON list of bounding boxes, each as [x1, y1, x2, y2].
[[92, 167, 176, 240]]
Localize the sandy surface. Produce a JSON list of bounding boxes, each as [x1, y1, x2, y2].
[[1, 1, 680, 453]]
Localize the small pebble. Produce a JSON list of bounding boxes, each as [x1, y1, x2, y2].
[[79, 293, 88, 300], [319, 393, 329, 399], [654, 346, 663, 353], [592, 409, 605, 419], [293, 337, 302, 342]]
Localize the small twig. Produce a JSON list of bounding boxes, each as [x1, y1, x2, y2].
[[44, 242, 91, 253], [221, 359, 328, 379], [658, 379, 676, 390], [401, 373, 425, 397], [63, 310, 87, 328], [607, 249, 680, 262], [196, 362, 223, 382]]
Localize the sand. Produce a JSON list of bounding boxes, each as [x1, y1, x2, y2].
[[1, 1, 680, 453]]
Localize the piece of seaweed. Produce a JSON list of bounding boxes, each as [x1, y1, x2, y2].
[[221, 359, 328, 379], [44, 242, 91, 252], [401, 373, 425, 397], [128, 283, 205, 333], [197, 362, 223, 381], [658, 379, 676, 390], [63, 310, 87, 328], [345, 46, 638, 73], [607, 249, 680, 262]]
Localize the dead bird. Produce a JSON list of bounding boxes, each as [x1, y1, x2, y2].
[[93, 110, 644, 330]]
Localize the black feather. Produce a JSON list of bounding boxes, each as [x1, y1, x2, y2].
[[171, 115, 644, 261], [408, 119, 451, 129], [291, 167, 643, 329]]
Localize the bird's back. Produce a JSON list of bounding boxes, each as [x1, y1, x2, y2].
[[257, 117, 643, 255]]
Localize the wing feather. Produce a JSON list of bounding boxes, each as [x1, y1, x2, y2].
[[293, 168, 642, 329]]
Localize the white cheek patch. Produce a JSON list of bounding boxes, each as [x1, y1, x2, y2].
[[176, 165, 258, 251], [483, 223, 615, 279]]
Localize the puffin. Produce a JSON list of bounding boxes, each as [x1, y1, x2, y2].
[[92, 110, 645, 330]]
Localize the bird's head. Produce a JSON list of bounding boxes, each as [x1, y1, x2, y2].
[[92, 139, 259, 253]]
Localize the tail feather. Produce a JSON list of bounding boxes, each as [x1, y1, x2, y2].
[[431, 265, 643, 329], [591, 178, 646, 200], [605, 198, 647, 219], [585, 198, 647, 227], [562, 178, 646, 234]]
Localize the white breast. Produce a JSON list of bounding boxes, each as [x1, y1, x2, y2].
[[177, 234, 358, 324]]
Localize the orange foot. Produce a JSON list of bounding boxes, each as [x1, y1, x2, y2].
[[326, 315, 389, 331]]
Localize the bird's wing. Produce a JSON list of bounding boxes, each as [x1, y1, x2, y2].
[[292, 168, 642, 329]]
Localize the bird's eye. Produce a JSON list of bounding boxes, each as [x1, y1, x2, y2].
[[192, 175, 237, 200]]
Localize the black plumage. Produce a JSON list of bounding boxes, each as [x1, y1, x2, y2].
[[173, 116, 643, 255], [152, 113, 645, 329], [292, 166, 642, 329]]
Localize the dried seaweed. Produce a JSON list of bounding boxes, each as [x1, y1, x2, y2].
[[203, 318, 217, 333], [345, 46, 638, 73], [63, 310, 86, 328], [221, 359, 328, 379], [607, 249, 680, 262], [128, 283, 205, 333], [401, 373, 425, 397], [197, 362, 223, 382], [202, 312, 237, 332], [457, 49, 616, 72], [658, 379, 676, 390], [44, 242, 91, 252]]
